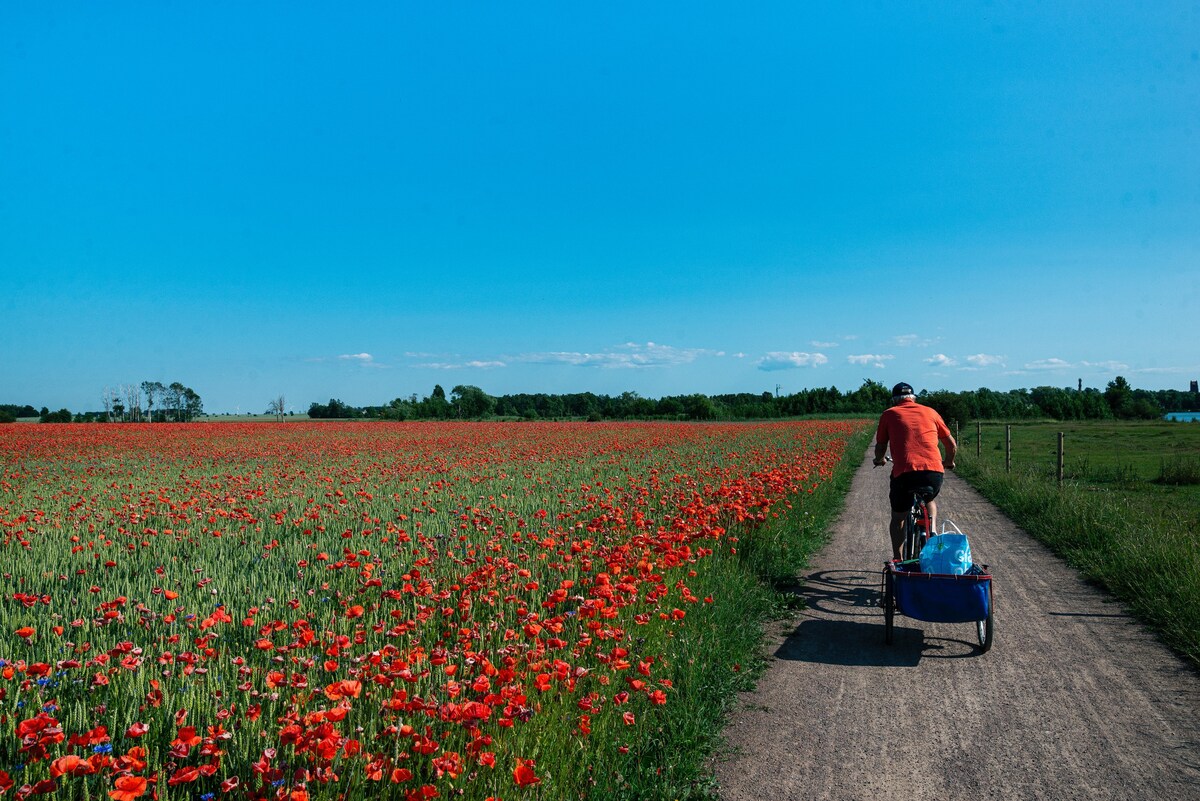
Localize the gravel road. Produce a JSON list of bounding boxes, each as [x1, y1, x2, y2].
[[713, 448, 1200, 801]]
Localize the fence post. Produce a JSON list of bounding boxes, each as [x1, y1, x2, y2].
[[1005, 425, 1011, 473], [976, 421, 981, 458], [1057, 432, 1065, 487]]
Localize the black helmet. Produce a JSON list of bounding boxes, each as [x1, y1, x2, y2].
[[891, 382, 915, 398]]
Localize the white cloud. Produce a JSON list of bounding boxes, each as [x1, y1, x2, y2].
[[1025, 358, 1072, 370], [333, 352, 388, 368], [847, 353, 894, 369], [756, 352, 830, 371], [518, 342, 718, 369], [416, 360, 507, 370], [1135, 365, 1197, 374], [965, 353, 1006, 368], [925, 353, 957, 367], [893, 333, 939, 348], [811, 341, 839, 348], [1081, 360, 1129, 371]]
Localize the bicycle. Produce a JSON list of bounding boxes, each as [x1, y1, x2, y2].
[[900, 488, 935, 563], [874, 456, 934, 563]]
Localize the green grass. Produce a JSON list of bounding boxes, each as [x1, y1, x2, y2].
[[956, 420, 1200, 667]]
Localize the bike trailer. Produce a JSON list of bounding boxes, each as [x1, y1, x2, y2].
[[888, 561, 992, 624]]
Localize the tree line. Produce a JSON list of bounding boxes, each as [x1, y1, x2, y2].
[[0, 381, 203, 424], [4, 376, 1194, 425], [304, 377, 1197, 423]]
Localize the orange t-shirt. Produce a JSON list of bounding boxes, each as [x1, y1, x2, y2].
[[876, 399, 951, 477]]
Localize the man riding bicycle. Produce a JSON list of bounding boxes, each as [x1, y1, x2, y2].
[[873, 382, 957, 561]]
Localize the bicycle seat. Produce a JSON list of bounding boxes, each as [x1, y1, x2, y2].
[[911, 487, 937, 503]]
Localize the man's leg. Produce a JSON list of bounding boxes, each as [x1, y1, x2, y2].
[[927, 499, 938, 538], [889, 511, 906, 561]]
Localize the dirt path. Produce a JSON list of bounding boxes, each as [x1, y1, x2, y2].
[[713, 448, 1200, 801]]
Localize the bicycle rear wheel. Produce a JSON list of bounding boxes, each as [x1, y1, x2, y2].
[[976, 584, 994, 652]]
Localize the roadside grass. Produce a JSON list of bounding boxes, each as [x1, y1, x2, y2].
[[956, 420, 1200, 667], [622, 424, 873, 800]]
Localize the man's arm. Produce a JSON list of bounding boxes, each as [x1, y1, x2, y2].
[[873, 439, 888, 466], [941, 434, 957, 470]]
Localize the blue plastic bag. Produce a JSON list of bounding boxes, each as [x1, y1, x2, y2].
[[919, 533, 972, 575]]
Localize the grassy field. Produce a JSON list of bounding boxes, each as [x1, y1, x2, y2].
[[955, 419, 1200, 666]]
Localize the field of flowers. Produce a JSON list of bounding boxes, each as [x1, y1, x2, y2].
[[0, 421, 865, 800]]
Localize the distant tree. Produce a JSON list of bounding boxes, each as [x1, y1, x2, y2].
[[422, 386, 452, 419], [267, 395, 286, 421], [450, 385, 495, 418], [846, 379, 891, 413], [124, 384, 143, 422], [40, 408, 72, 423], [182, 387, 203, 421], [657, 397, 684, 418], [379, 397, 410, 421], [1105, 376, 1134, 419], [142, 381, 165, 422], [0, 409, 15, 424], [681, 394, 717, 420], [308, 398, 352, 419]]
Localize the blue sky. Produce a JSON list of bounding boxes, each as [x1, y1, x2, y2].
[[2, 2, 1197, 414]]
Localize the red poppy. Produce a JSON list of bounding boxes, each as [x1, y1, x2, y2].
[[109, 775, 148, 801], [512, 758, 540, 787], [168, 766, 200, 785]]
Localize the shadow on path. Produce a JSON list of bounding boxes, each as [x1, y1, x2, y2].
[[774, 567, 986, 666]]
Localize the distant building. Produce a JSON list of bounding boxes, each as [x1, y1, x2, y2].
[[1191, 380, 1198, 394]]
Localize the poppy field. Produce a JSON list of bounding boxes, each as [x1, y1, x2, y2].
[[0, 421, 865, 800]]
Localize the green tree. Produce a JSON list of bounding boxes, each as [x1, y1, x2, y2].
[[1105, 376, 1133, 418], [450, 385, 495, 418], [40, 408, 72, 423], [682, 394, 717, 420]]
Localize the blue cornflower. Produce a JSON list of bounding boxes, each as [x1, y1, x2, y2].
[[92, 743, 113, 754]]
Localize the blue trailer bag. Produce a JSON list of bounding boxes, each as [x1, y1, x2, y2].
[[892, 563, 991, 623]]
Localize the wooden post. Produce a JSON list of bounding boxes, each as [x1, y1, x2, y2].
[[1005, 425, 1011, 473], [1057, 432, 1065, 487], [976, 421, 982, 458]]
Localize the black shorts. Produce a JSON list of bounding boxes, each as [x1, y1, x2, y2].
[[889, 471, 943, 513]]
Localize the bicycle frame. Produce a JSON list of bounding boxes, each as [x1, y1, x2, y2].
[[901, 492, 932, 562]]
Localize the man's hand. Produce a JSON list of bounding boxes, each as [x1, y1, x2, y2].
[[873, 457, 887, 467], [944, 458, 956, 470]]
